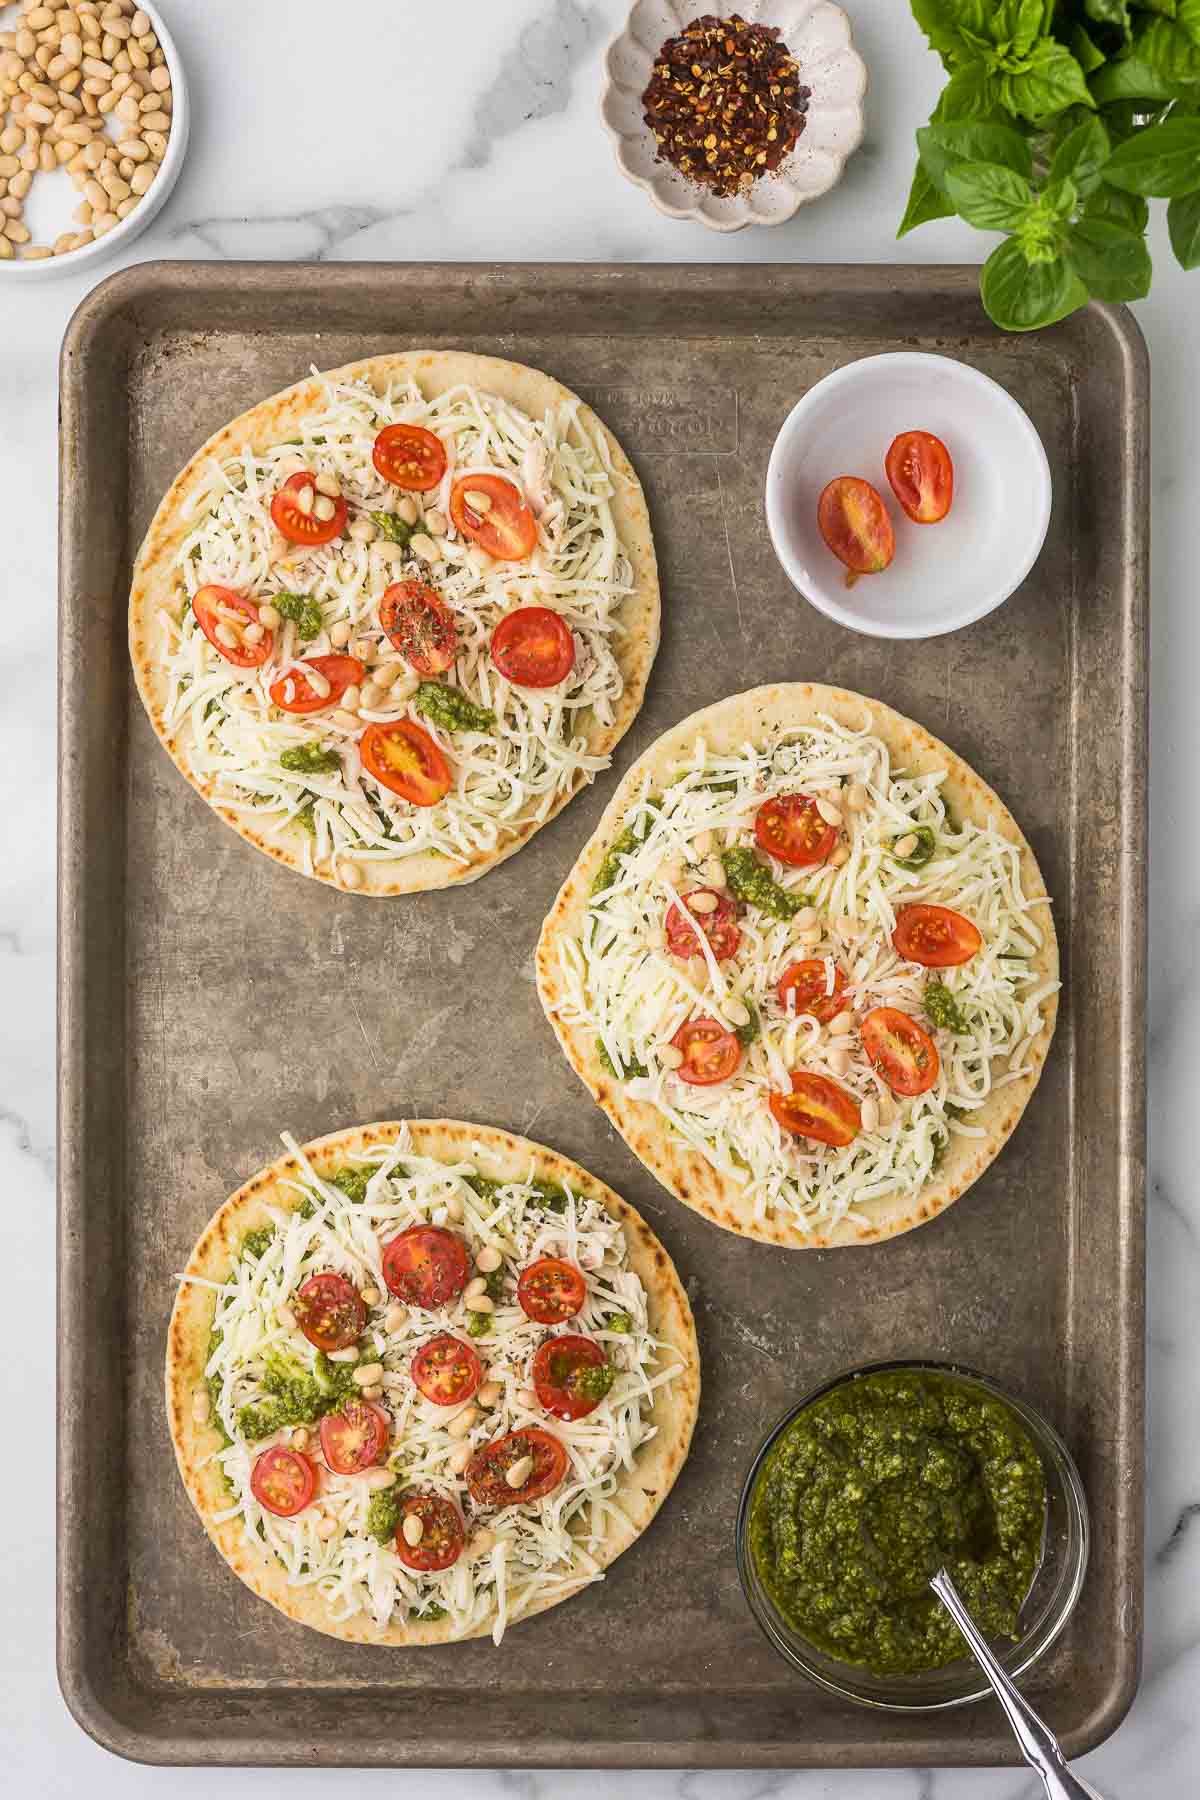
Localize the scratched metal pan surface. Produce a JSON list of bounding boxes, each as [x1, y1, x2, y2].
[[57, 263, 1147, 1769]]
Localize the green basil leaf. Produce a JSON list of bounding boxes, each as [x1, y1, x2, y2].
[[1002, 41, 1096, 119], [1070, 24, 1110, 74], [1049, 116, 1111, 196], [1040, 177, 1079, 218], [1011, 0, 1056, 57], [940, 60, 1005, 120], [910, 0, 992, 61], [898, 157, 955, 235], [1138, 2, 1179, 18], [1066, 217, 1154, 296], [944, 160, 1036, 228], [1085, 0, 1132, 33], [1132, 15, 1200, 83], [1179, 0, 1200, 46], [1091, 54, 1193, 102], [917, 119, 1034, 191], [1084, 181, 1151, 228], [1168, 187, 1200, 263], [980, 239, 1091, 330], [1104, 115, 1200, 192]]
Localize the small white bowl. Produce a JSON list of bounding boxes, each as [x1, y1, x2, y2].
[[1, 0, 188, 282], [764, 353, 1053, 640], [602, 0, 866, 232]]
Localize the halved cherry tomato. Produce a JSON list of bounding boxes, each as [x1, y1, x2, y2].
[[372, 423, 447, 493], [466, 1428, 569, 1506], [271, 471, 348, 546], [817, 476, 895, 576], [777, 959, 849, 1025], [490, 606, 575, 688], [665, 889, 742, 962], [382, 1225, 470, 1309], [192, 585, 273, 669], [360, 719, 451, 807], [318, 1400, 390, 1475], [395, 1493, 464, 1572], [531, 1334, 611, 1422], [294, 1272, 366, 1352], [450, 474, 538, 562], [892, 904, 982, 968], [411, 1333, 483, 1407], [671, 1017, 742, 1086], [269, 654, 364, 715], [379, 581, 457, 676], [885, 430, 954, 525], [861, 1007, 940, 1097], [517, 1258, 587, 1326], [755, 794, 837, 868], [250, 1446, 317, 1518], [769, 1071, 862, 1147]]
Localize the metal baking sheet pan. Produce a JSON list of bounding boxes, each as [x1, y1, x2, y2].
[[57, 261, 1147, 1768]]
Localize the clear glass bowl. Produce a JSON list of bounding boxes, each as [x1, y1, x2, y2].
[[734, 1358, 1090, 1711]]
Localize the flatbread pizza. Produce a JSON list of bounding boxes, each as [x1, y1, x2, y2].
[[536, 684, 1059, 1249], [165, 1121, 699, 1646], [130, 352, 659, 894]]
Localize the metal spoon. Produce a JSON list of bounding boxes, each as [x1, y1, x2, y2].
[[930, 1569, 1107, 1800]]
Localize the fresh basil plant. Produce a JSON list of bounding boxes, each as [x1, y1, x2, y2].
[[901, 1, 1200, 330]]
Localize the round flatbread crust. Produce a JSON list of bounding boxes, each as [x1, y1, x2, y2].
[[130, 352, 660, 895], [165, 1120, 700, 1646], [536, 683, 1059, 1250]]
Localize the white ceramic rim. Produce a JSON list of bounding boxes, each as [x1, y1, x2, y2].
[[763, 352, 1054, 641], [0, 0, 188, 280], [601, 0, 867, 233]]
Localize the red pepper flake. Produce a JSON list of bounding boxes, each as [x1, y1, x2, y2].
[[641, 12, 810, 199]]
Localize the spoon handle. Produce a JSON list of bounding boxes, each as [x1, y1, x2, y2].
[[929, 1570, 1106, 1800]]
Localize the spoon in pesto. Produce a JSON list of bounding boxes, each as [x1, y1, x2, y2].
[[930, 1569, 1107, 1800]]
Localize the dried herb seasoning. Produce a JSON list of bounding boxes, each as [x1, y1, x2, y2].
[[641, 12, 810, 199]]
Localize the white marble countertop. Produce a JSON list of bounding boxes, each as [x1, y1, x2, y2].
[[2, 0, 1196, 1793]]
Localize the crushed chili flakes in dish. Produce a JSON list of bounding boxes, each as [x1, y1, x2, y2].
[[641, 12, 810, 199]]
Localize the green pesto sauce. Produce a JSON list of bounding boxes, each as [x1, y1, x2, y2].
[[924, 982, 970, 1034], [272, 591, 323, 639], [606, 1310, 633, 1334], [597, 1038, 649, 1081], [237, 1347, 360, 1441], [295, 798, 317, 836], [241, 1226, 275, 1262], [280, 743, 341, 776], [719, 848, 811, 920], [891, 824, 937, 870], [748, 1371, 1046, 1676], [371, 511, 415, 546], [413, 680, 495, 734], [592, 810, 658, 898], [366, 1486, 403, 1545], [735, 998, 761, 1049]]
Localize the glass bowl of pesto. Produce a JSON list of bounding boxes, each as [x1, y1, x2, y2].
[[735, 1359, 1089, 1711]]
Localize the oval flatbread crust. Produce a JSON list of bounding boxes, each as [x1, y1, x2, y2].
[[130, 351, 660, 895], [536, 683, 1059, 1250], [165, 1120, 699, 1646]]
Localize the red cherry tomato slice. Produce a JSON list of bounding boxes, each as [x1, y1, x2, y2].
[[861, 1007, 940, 1097], [250, 1446, 317, 1518], [411, 1333, 483, 1406], [885, 430, 954, 525], [517, 1258, 587, 1326], [466, 1428, 569, 1507], [892, 904, 982, 968], [450, 475, 538, 562], [769, 1071, 862, 1147], [372, 423, 447, 493], [192, 586, 273, 669], [271, 471, 348, 546], [318, 1400, 390, 1475], [381, 1226, 470, 1309], [777, 959, 849, 1025], [755, 795, 837, 868], [490, 606, 575, 688], [269, 654, 364, 715], [531, 1334, 610, 1422], [395, 1493, 465, 1572], [671, 1017, 742, 1086], [378, 581, 457, 675], [360, 719, 451, 807], [665, 889, 742, 962], [294, 1272, 367, 1352], [817, 477, 895, 575]]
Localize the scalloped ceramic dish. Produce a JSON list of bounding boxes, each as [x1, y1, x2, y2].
[[602, 0, 866, 231]]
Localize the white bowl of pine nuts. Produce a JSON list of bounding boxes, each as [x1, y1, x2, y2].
[[0, 0, 187, 274]]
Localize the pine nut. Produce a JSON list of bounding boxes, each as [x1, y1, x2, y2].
[[316, 1514, 337, 1540], [816, 797, 842, 828], [689, 891, 719, 914], [893, 833, 918, 859], [340, 684, 361, 711], [361, 1285, 381, 1306], [832, 914, 854, 938], [323, 620, 352, 650], [372, 661, 403, 690], [658, 1044, 684, 1070], [464, 489, 492, 513], [353, 1362, 384, 1387], [82, 54, 111, 77], [464, 1275, 488, 1300], [724, 1000, 750, 1028], [829, 845, 850, 868], [396, 495, 419, 525], [330, 709, 359, 732], [448, 1443, 472, 1474], [827, 1048, 850, 1076], [142, 127, 166, 157], [131, 8, 149, 33], [191, 1390, 209, 1424], [301, 667, 331, 699], [477, 1381, 502, 1408], [515, 1389, 538, 1411], [468, 1529, 496, 1558], [52, 228, 76, 251], [701, 856, 726, 887], [0, 127, 20, 153], [0, 237, 12, 259], [47, 52, 70, 78], [313, 494, 336, 523], [290, 1426, 309, 1450], [845, 782, 869, 812], [128, 159, 152, 192], [828, 1010, 854, 1036], [293, 482, 314, 515], [860, 1097, 879, 1133], [464, 1293, 493, 1314], [359, 681, 383, 709], [384, 1303, 406, 1333], [314, 471, 340, 498], [148, 62, 168, 90], [409, 532, 438, 562], [338, 861, 362, 890], [278, 1304, 298, 1329], [365, 1468, 396, 1492], [796, 924, 822, 948], [444, 1193, 464, 1222], [447, 1405, 478, 1440], [348, 517, 375, 545], [360, 1383, 383, 1400], [424, 508, 446, 535], [255, 603, 280, 630], [504, 1454, 534, 1488], [11, 166, 32, 193], [326, 1345, 360, 1364], [116, 134, 148, 157], [476, 1246, 502, 1273], [83, 174, 104, 206], [241, 622, 264, 646], [37, 141, 53, 169], [793, 906, 817, 929], [213, 622, 239, 650]]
